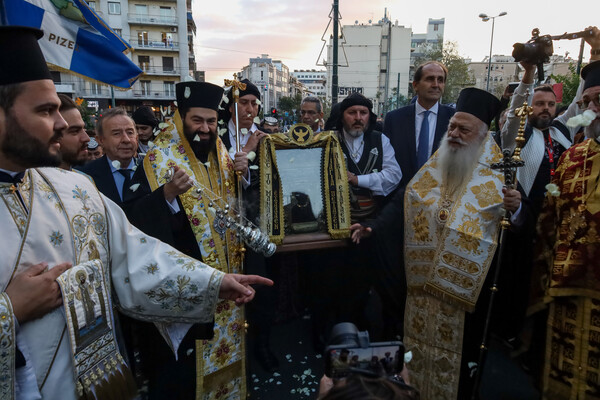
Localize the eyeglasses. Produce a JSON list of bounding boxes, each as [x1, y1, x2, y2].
[[300, 110, 318, 115]]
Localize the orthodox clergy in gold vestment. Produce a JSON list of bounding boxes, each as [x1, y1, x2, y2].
[[124, 81, 253, 399], [352, 87, 536, 399], [536, 58, 600, 400]]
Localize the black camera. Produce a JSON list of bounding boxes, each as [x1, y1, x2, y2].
[[512, 28, 594, 81], [512, 28, 554, 66], [324, 322, 404, 379]]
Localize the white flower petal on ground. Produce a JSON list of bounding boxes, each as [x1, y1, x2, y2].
[[218, 119, 224, 125], [247, 151, 256, 162], [256, 99, 261, 106], [218, 128, 227, 136], [173, 101, 177, 107], [204, 162, 210, 168], [193, 135, 200, 142], [404, 351, 413, 363], [241, 128, 248, 135], [253, 117, 261, 124], [222, 95, 229, 104], [111, 160, 121, 169], [184, 87, 191, 99], [132, 165, 137, 171], [148, 141, 154, 147], [129, 183, 140, 192], [159, 122, 169, 129], [289, 157, 295, 163], [249, 165, 259, 170]]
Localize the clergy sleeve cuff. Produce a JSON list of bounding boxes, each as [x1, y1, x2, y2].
[[0, 293, 16, 395]]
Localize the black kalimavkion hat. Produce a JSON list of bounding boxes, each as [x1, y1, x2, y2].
[[455, 88, 501, 127], [132, 106, 159, 128], [176, 81, 224, 112], [582, 61, 600, 91], [0, 26, 52, 85]]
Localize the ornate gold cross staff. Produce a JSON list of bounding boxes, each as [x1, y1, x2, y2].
[[471, 95, 530, 400]]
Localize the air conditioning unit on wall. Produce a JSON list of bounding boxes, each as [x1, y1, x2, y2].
[[170, 27, 177, 33]]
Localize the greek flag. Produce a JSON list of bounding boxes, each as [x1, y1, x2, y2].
[[3, 0, 142, 88]]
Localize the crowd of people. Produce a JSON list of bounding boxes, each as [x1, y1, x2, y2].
[[2, 20, 600, 400]]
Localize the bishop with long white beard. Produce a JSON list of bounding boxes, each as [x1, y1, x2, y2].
[[351, 87, 536, 399]]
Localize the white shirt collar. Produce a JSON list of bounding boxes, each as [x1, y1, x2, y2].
[[106, 156, 136, 172], [415, 101, 439, 116]]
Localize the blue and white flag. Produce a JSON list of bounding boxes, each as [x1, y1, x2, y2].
[[4, 0, 142, 88]]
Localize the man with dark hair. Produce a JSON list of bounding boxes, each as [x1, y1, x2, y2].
[[300, 96, 324, 132], [500, 57, 591, 214], [131, 105, 158, 154], [57, 94, 90, 169], [322, 92, 402, 339], [0, 25, 271, 400], [78, 107, 140, 205], [219, 78, 267, 156], [124, 81, 257, 397], [383, 60, 455, 187]]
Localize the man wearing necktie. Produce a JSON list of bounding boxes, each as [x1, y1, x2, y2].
[[78, 108, 141, 205], [383, 61, 455, 187]]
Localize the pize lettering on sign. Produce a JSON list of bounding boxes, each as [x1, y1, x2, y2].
[[48, 33, 75, 49], [338, 87, 363, 96]]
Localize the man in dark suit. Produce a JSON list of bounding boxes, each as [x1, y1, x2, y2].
[[383, 61, 455, 187], [77, 107, 140, 206]]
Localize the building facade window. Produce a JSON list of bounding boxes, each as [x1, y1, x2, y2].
[[164, 81, 175, 97], [140, 80, 151, 96], [88, 1, 96, 10], [108, 2, 121, 15]]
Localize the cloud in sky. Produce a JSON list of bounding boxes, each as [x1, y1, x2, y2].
[[194, 0, 600, 85]]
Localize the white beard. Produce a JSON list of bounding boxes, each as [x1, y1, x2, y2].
[[585, 117, 600, 140], [437, 135, 483, 194]]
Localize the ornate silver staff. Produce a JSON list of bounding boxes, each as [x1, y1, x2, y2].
[[163, 168, 276, 257], [470, 97, 531, 399]]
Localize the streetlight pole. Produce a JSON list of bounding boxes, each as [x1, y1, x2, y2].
[[479, 12, 507, 92]]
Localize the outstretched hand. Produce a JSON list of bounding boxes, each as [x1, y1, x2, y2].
[[350, 223, 372, 244], [219, 273, 274, 306]]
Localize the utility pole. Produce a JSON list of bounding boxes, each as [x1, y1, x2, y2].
[[396, 72, 400, 109], [332, 0, 339, 105]]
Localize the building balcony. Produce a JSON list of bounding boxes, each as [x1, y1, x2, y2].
[[140, 66, 180, 76], [131, 40, 179, 51], [132, 90, 176, 99], [127, 13, 177, 26]]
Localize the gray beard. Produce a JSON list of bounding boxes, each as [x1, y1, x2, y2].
[[345, 128, 364, 138], [437, 135, 483, 195]]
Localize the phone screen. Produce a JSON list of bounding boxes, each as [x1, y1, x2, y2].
[[325, 342, 404, 378]]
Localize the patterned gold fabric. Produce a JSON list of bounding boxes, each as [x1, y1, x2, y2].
[[144, 112, 246, 400], [537, 139, 600, 399], [403, 135, 504, 399]]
